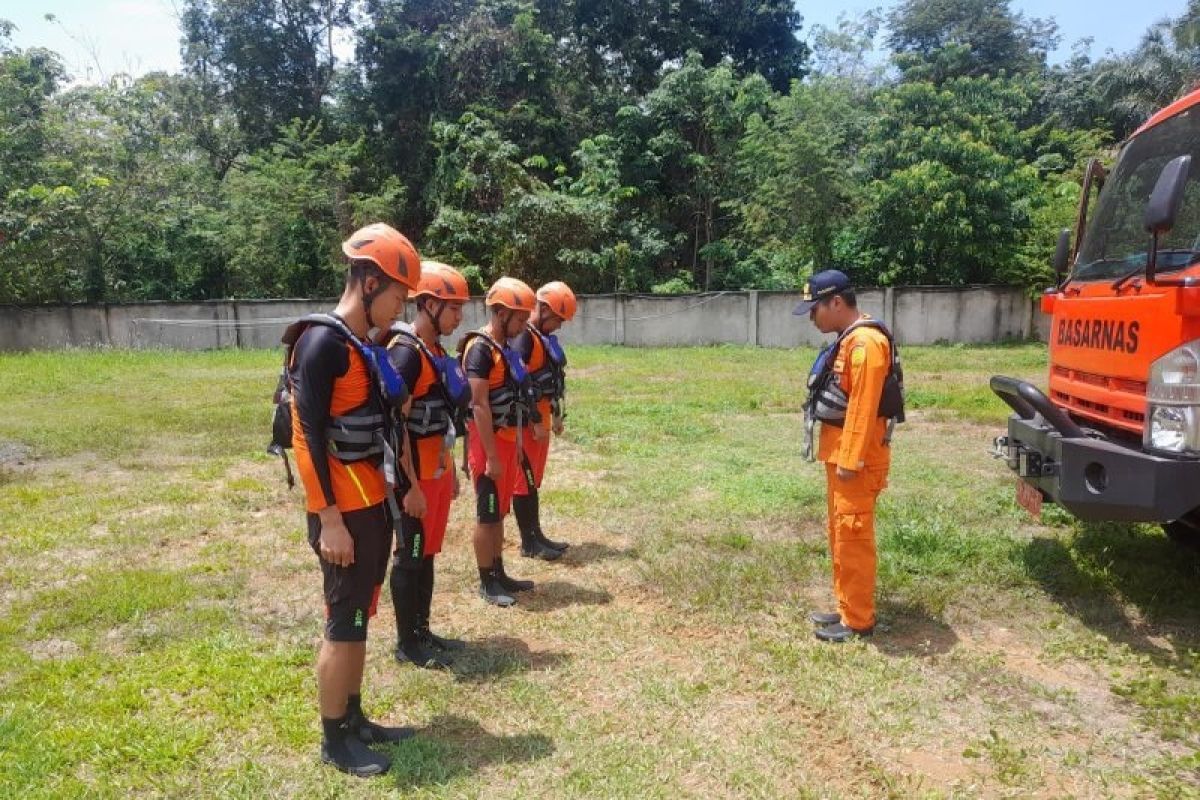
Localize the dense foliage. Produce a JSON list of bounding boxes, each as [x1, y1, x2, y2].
[[1, 1, 1197, 302]]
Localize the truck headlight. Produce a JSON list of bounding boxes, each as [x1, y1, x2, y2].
[[1145, 340, 1200, 454]]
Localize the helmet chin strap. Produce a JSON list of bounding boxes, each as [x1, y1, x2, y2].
[[420, 298, 445, 335], [361, 277, 389, 330]]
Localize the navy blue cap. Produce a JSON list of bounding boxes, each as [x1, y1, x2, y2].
[[792, 270, 852, 315]]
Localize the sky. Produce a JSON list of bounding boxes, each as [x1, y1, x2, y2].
[[1, 0, 1192, 84]]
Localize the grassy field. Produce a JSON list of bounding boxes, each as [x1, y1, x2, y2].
[[0, 343, 1197, 798]]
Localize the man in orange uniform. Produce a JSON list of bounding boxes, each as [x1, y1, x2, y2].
[[461, 277, 540, 606], [795, 270, 903, 643], [512, 281, 577, 559], [385, 262, 471, 668], [287, 223, 422, 775]]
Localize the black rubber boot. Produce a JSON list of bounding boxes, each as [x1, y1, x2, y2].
[[479, 567, 516, 607], [515, 489, 569, 552], [515, 495, 562, 561], [419, 627, 465, 651], [521, 538, 562, 560], [495, 557, 535, 592], [537, 529, 569, 552], [394, 637, 452, 669], [389, 563, 421, 658], [416, 557, 464, 651], [346, 694, 415, 744], [321, 716, 392, 777], [814, 622, 874, 643], [809, 611, 841, 627]]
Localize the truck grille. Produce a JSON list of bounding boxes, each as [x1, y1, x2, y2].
[[1050, 367, 1146, 431]]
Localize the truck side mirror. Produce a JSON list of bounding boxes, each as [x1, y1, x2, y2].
[[1144, 154, 1192, 235], [1052, 228, 1070, 280]]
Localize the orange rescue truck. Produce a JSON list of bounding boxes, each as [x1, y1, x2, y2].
[[991, 89, 1200, 544]]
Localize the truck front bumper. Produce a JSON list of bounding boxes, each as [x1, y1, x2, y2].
[[990, 376, 1200, 523]]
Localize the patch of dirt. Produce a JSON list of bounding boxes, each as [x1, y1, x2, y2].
[[947, 624, 1195, 773], [25, 637, 81, 661], [889, 748, 979, 789], [0, 440, 32, 466]]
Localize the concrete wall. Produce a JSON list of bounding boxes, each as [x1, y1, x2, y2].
[[0, 286, 1045, 352], [756, 289, 887, 347], [892, 286, 1032, 345]]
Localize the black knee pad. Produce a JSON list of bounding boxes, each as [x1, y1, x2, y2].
[[325, 604, 371, 642], [393, 513, 426, 570], [475, 475, 502, 523]]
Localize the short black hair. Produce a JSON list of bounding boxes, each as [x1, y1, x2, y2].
[[346, 257, 389, 288], [818, 289, 857, 309]]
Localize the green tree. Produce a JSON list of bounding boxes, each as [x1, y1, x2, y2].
[[534, 0, 808, 93], [220, 119, 404, 298], [855, 77, 1045, 285], [180, 0, 351, 148], [616, 53, 772, 290], [2, 72, 227, 303], [887, 0, 1057, 81], [728, 77, 871, 287], [1093, 2, 1200, 138]]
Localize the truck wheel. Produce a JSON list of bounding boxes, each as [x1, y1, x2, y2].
[[1163, 513, 1200, 548]]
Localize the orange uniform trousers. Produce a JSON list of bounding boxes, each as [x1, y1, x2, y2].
[[824, 461, 888, 631], [415, 470, 455, 556], [514, 425, 550, 495], [466, 421, 520, 518]]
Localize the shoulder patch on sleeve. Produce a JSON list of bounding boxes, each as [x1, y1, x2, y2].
[[850, 345, 867, 366]]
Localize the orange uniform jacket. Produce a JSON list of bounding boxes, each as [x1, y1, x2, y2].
[[519, 325, 554, 425], [817, 319, 893, 471], [389, 335, 455, 481], [290, 325, 388, 513], [462, 332, 519, 443]]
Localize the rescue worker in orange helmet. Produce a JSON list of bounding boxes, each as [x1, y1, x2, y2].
[[512, 281, 577, 559], [796, 270, 904, 643], [460, 277, 541, 606], [384, 261, 472, 669], [286, 223, 421, 776]]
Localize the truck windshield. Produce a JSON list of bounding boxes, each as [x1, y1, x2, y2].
[[1072, 105, 1200, 282]]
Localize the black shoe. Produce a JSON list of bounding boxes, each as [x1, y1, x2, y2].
[[520, 538, 562, 561], [394, 639, 452, 669], [321, 735, 392, 777], [809, 611, 841, 627], [418, 627, 465, 652], [814, 622, 874, 643], [494, 557, 535, 591], [496, 570, 535, 592], [480, 577, 517, 607], [347, 708, 416, 744], [537, 531, 569, 551]]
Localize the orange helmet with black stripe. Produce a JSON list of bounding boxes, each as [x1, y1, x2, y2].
[[484, 276, 535, 312], [341, 223, 421, 290], [413, 261, 470, 302], [536, 281, 577, 321]]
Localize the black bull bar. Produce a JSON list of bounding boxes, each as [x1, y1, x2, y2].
[[988, 375, 1200, 523]]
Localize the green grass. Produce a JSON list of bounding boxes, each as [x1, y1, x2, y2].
[[0, 343, 1198, 797]]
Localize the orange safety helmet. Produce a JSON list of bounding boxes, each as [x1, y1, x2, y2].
[[341, 223, 421, 290], [484, 276, 535, 312], [537, 281, 577, 321], [413, 260, 470, 302]]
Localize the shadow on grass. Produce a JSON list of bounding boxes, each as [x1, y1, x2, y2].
[[1022, 521, 1200, 667], [451, 636, 570, 684], [517, 581, 612, 613], [560, 541, 635, 567], [388, 713, 554, 790], [873, 600, 959, 658]]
